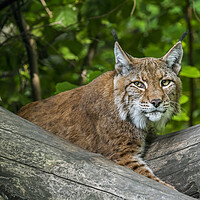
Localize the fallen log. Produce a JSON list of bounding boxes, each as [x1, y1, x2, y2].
[[0, 107, 198, 200], [145, 124, 200, 199]]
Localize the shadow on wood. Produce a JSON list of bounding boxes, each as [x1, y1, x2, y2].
[[0, 107, 199, 200]]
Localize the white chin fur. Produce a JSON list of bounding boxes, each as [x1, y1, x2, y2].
[[129, 108, 173, 130], [145, 112, 163, 122]]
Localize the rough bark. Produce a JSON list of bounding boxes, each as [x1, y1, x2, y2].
[[0, 106, 199, 200], [145, 125, 200, 199]]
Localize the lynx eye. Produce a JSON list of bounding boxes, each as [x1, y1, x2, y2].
[[161, 80, 171, 87], [133, 81, 145, 89]]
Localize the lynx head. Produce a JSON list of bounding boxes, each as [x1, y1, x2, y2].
[[113, 37, 184, 130]]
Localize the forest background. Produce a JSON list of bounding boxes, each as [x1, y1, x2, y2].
[[0, 0, 200, 134]]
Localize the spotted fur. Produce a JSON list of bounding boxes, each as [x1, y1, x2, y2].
[[18, 39, 183, 189]]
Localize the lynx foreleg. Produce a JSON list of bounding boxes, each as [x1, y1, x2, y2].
[[114, 153, 175, 189]]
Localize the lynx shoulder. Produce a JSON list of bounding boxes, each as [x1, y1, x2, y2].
[[18, 34, 185, 189]]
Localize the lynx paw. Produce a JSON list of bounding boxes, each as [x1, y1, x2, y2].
[[154, 177, 176, 190]]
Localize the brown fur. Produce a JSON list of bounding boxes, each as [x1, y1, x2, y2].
[[18, 41, 183, 189]]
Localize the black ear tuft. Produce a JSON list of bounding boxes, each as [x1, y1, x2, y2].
[[179, 31, 188, 42], [111, 29, 119, 42]]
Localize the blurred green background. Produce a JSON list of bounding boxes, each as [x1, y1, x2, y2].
[[0, 0, 200, 134]]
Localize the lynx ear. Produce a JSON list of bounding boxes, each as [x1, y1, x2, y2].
[[162, 41, 183, 75], [114, 42, 132, 75]]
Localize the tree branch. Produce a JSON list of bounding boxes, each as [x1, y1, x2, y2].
[[40, 0, 53, 18]]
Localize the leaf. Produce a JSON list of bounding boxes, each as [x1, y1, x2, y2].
[[180, 66, 200, 78], [86, 71, 103, 84], [52, 5, 77, 28], [20, 70, 30, 79], [8, 95, 20, 103], [59, 47, 78, 60], [55, 81, 78, 94], [179, 95, 189, 104], [173, 112, 189, 121]]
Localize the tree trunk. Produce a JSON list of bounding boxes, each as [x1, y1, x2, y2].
[[12, 2, 42, 101], [0, 106, 199, 200], [79, 36, 99, 85], [186, 0, 195, 126]]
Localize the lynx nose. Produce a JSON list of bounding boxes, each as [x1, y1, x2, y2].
[[151, 99, 162, 108]]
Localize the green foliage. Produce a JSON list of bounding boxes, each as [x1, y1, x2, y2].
[[180, 66, 200, 78], [0, 0, 200, 134], [52, 5, 78, 28], [179, 95, 189, 105], [173, 112, 190, 122], [55, 81, 78, 94], [86, 71, 103, 84], [171, 95, 190, 122]]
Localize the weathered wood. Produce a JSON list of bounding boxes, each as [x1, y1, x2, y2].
[[0, 107, 198, 200], [145, 125, 200, 199]]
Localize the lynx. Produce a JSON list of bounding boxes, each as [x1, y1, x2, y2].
[[18, 32, 186, 189]]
